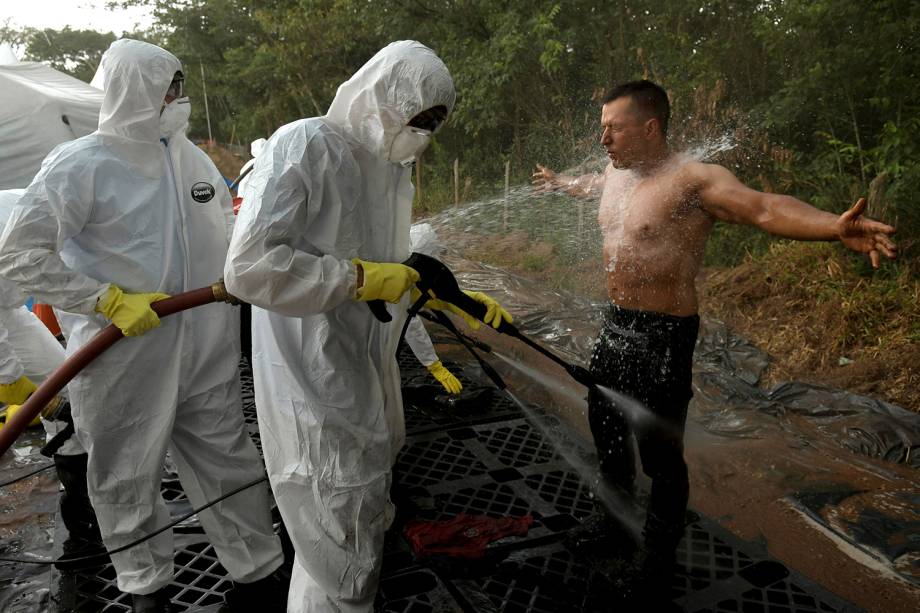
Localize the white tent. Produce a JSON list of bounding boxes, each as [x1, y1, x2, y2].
[[0, 44, 102, 189]]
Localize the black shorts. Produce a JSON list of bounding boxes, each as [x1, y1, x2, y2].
[[587, 303, 699, 487]]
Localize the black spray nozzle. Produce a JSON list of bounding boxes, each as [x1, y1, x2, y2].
[[367, 252, 517, 333], [566, 363, 597, 388], [368, 252, 598, 390]]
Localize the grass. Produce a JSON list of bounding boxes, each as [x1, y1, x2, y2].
[[700, 241, 919, 411]]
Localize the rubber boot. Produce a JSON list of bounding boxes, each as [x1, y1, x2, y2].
[[220, 566, 290, 612], [53, 453, 111, 571], [132, 587, 177, 613]]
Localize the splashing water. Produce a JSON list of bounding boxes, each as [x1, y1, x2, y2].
[[490, 350, 690, 537], [682, 132, 738, 162], [501, 388, 643, 540], [492, 351, 674, 436], [424, 133, 740, 290]]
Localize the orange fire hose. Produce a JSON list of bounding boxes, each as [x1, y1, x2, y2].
[[0, 281, 239, 457]]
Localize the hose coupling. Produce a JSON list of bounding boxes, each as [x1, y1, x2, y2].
[[211, 279, 241, 305]]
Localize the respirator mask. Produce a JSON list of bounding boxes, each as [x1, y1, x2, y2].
[[387, 126, 432, 167]]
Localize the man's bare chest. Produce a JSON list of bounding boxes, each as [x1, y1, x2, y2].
[[599, 180, 700, 241]]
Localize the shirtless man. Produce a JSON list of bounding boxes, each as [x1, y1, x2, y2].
[[532, 80, 896, 581]]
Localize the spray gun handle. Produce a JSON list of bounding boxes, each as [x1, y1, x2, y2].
[[367, 300, 392, 322]]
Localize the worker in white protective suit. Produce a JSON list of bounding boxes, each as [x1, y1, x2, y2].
[[224, 41, 512, 611], [404, 223, 462, 394], [0, 189, 105, 565], [0, 39, 285, 613]]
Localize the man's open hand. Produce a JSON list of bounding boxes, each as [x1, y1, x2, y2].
[[531, 164, 559, 194], [835, 197, 897, 268]]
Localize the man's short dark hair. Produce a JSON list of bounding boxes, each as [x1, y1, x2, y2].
[[602, 80, 670, 136]]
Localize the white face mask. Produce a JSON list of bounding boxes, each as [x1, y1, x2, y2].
[[387, 126, 432, 167], [159, 97, 191, 138]]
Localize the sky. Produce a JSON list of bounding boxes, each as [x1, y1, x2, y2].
[[1, 0, 154, 34]]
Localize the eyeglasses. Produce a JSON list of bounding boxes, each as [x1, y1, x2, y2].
[[165, 75, 185, 100]]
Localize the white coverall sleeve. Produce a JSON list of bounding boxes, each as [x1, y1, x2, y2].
[[225, 134, 358, 318], [404, 317, 438, 367], [0, 159, 109, 315], [0, 306, 65, 386], [0, 312, 25, 385]]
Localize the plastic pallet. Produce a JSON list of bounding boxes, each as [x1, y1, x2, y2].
[[47, 356, 861, 612]]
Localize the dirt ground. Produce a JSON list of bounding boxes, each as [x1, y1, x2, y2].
[[685, 423, 920, 613], [200, 141, 246, 180]]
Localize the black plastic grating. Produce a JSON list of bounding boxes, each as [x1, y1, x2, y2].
[[66, 541, 232, 612], [403, 403, 448, 434], [376, 567, 462, 613], [395, 437, 489, 487], [479, 422, 557, 468], [161, 478, 187, 503], [479, 550, 591, 613], [49, 351, 858, 613], [428, 482, 532, 521], [700, 581, 841, 613], [669, 525, 757, 600], [523, 470, 595, 519]]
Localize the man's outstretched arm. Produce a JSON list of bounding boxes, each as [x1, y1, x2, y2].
[[532, 164, 604, 200], [694, 163, 897, 268]]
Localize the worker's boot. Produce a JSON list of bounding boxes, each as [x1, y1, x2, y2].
[[53, 452, 111, 571], [132, 587, 177, 613], [221, 566, 290, 612]]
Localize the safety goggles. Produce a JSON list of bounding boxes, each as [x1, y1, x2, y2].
[[408, 106, 448, 133], [165, 73, 185, 100]]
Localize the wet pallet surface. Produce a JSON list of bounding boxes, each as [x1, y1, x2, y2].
[[48, 351, 860, 612]]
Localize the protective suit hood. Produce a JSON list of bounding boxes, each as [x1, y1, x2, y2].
[[326, 40, 455, 160], [95, 39, 181, 144]]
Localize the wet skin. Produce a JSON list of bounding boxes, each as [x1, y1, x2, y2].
[[534, 97, 897, 317]]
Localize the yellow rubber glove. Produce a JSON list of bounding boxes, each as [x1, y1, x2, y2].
[[0, 403, 42, 428], [95, 285, 170, 337], [353, 259, 420, 303], [428, 360, 462, 395], [415, 289, 513, 330], [0, 375, 38, 406], [462, 291, 513, 329]]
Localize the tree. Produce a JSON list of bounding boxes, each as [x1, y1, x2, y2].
[[24, 27, 116, 83]]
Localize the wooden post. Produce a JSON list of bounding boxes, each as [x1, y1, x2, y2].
[[453, 158, 459, 206], [504, 159, 510, 231], [200, 61, 213, 144], [415, 156, 422, 209]]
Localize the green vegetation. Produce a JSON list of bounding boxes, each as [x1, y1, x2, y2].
[[2, 1, 916, 405], [6, 1, 916, 268]]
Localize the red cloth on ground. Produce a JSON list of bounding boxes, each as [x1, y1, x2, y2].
[[403, 513, 534, 559]]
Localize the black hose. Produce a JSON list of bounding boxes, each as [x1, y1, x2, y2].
[[0, 475, 268, 568], [429, 310, 508, 391], [0, 462, 55, 488]]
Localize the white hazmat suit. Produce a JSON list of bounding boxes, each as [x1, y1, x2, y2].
[[0, 39, 282, 595], [0, 188, 79, 453], [225, 41, 455, 611]]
